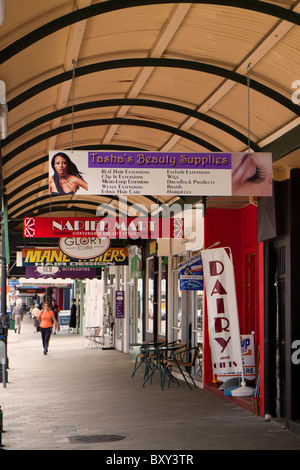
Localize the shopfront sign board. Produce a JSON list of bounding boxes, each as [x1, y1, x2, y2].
[[26, 266, 98, 279], [18, 247, 129, 267], [23, 217, 184, 239]]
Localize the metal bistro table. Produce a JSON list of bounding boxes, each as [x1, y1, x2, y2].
[[141, 343, 184, 390], [130, 340, 165, 379]]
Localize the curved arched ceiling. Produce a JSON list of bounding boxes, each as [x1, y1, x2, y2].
[[1, 0, 300, 235]]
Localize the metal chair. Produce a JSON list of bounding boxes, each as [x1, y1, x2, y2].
[[160, 342, 186, 389], [143, 341, 186, 389], [163, 346, 200, 390], [84, 327, 104, 348]]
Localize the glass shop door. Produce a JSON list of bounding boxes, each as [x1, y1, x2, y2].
[[191, 290, 204, 386]]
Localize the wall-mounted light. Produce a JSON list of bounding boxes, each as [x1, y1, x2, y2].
[[0, 0, 5, 26], [0, 80, 7, 140]]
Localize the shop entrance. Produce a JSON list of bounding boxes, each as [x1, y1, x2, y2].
[[191, 291, 204, 384], [128, 280, 143, 346], [145, 256, 168, 342], [171, 270, 203, 386], [274, 241, 286, 418], [265, 238, 286, 418], [171, 271, 182, 342]]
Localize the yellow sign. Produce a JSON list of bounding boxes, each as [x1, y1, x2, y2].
[[20, 247, 128, 266]]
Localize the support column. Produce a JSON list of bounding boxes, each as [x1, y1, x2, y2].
[[1, 231, 6, 316]]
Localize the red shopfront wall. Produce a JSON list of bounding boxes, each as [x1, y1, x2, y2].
[[203, 204, 264, 414]]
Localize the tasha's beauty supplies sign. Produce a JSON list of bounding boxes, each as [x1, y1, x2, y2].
[[49, 151, 272, 197]]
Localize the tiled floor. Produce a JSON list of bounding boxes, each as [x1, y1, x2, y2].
[[0, 315, 300, 451]]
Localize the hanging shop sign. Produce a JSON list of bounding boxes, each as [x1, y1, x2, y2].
[[59, 237, 110, 259], [201, 247, 243, 379], [178, 253, 203, 290], [26, 266, 99, 280], [18, 287, 46, 293], [18, 246, 129, 267], [157, 204, 205, 256], [8, 280, 20, 287], [115, 291, 125, 319], [23, 217, 184, 239], [49, 150, 272, 196], [18, 281, 71, 288]]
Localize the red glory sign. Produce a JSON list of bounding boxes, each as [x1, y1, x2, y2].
[[23, 217, 184, 239]]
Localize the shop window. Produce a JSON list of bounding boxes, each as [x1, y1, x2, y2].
[[128, 246, 143, 345], [172, 271, 182, 341], [159, 257, 168, 336], [146, 257, 155, 333], [137, 278, 143, 343], [192, 291, 204, 382]]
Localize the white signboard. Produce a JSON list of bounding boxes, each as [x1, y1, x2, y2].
[[59, 238, 110, 259], [201, 247, 243, 378], [216, 334, 256, 382], [49, 151, 272, 197], [240, 334, 256, 380]]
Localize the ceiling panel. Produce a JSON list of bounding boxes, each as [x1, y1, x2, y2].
[[0, 0, 299, 245]]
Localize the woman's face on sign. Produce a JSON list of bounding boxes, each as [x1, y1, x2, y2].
[[54, 155, 68, 177]]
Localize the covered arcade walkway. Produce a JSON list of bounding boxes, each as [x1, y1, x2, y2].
[[0, 315, 300, 451]]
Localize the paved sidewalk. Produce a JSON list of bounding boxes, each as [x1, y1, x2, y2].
[[0, 315, 300, 451]]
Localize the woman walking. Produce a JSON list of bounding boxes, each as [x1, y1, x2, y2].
[[37, 302, 59, 355]]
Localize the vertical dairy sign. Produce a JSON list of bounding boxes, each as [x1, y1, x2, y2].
[[201, 247, 243, 379]]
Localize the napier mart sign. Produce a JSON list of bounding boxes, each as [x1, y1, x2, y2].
[[23, 217, 184, 239], [201, 247, 243, 378]]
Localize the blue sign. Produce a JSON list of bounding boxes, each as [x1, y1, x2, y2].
[[179, 253, 203, 291]]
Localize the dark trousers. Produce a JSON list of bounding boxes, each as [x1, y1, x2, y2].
[[40, 327, 52, 352]]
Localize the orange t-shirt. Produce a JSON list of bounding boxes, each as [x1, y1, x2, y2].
[[38, 309, 55, 328]]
